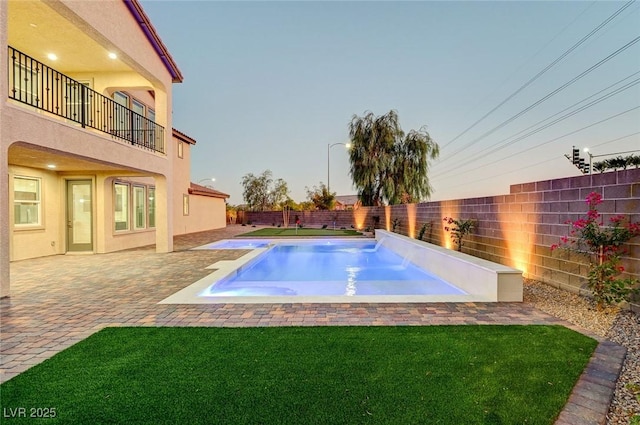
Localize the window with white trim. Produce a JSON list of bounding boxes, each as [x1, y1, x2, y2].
[[11, 62, 39, 105], [114, 183, 129, 231], [113, 92, 130, 139], [183, 194, 189, 216], [132, 99, 145, 145], [133, 186, 146, 230], [114, 182, 156, 232], [148, 187, 156, 228], [14, 176, 41, 226], [148, 109, 156, 149]]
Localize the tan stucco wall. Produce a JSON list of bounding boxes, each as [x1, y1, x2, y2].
[[171, 138, 228, 235], [1, 0, 177, 296], [175, 195, 227, 236], [9, 166, 64, 261], [172, 136, 192, 235]]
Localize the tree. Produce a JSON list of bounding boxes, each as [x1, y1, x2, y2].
[[241, 170, 290, 211], [348, 110, 439, 206], [306, 183, 336, 210]]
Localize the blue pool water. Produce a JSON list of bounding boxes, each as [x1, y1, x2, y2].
[[200, 240, 466, 297]]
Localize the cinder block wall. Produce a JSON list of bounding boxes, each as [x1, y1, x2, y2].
[[245, 169, 640, 309]]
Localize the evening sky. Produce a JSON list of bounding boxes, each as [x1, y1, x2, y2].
[[141, 0, 640, 205]]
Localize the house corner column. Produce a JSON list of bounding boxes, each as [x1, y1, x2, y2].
[[0, 146, 9, 298], [0, 0, 11, 298], [155, 175, 173, 253]]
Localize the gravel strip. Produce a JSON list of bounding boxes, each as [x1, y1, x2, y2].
[[523, 279, 639, 424]]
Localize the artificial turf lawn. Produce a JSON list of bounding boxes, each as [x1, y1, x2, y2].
[[0, 326, 596, 425], [239, 227, 362, 237]]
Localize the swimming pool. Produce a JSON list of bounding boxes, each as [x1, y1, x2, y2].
[[159, 231, 523, 304], [200, 240, 465, 297]]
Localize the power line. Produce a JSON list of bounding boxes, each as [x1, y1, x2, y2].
[[432, 71, 640, 177], [450, 1, 597, 129], [441, 0, 637, 151], [438, 34, 640, 166], [434, 132, 640, 190], [431, 106, 640, 182], [589, 131, 640, 149]]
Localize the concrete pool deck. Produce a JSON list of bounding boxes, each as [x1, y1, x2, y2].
[[0, 225, 625, 424]]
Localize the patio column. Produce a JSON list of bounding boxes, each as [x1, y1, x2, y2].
[[155, 174, 173, 253]]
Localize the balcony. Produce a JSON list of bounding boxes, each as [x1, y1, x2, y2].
[[7, 46, 165, 154]]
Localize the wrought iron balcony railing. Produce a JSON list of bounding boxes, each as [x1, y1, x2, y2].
[[7, 46, 165, 154]]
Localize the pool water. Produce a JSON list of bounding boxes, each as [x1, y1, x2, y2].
[[200, 240, 466, 297]]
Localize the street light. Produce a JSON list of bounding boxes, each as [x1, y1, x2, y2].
[[198, 177, 216, 188], [327, 143, 351, 193]]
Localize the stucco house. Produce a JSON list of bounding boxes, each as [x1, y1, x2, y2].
[[334, 195, 361, 210], [0, 0, 227, 298]]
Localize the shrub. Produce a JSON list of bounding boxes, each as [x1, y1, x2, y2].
[[418, 222, 432, 241], [551, 192, 640, 309], [443, 217, 476, 252]]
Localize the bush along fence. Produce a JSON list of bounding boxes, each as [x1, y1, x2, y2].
[[244, 169, 640, 310], [551, 192, 640, 310]]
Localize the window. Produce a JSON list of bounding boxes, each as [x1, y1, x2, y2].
[[114, 183, 156, 232], [147, 109, 156, 149], [14, 177, 41, 226], [178, 141, 184, 158], [114, 183, 129, 231], [133, 186, 146, 230], [113, 91, 130, 139], [183, 194, 189, 216], [132, 99, 145, 145], [10, 61, 40, 105], [148, 187, 156, 228], [65, 81, 92, 125]]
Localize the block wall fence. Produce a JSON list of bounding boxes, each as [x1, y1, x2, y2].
[[243, 169, 640, 310]]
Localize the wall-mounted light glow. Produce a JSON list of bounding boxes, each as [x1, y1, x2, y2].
[[46, 164, 56, 169], [108, 52, 117, 60], [47, 53, 58, 61]]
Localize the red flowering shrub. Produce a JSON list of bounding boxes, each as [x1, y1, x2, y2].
[[551, 192, 640, 309]]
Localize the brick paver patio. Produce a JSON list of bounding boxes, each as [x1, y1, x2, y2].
[[0, 225, 626, 424]]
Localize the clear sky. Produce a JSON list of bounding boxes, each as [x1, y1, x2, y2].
[[141, 0, 640, 205]]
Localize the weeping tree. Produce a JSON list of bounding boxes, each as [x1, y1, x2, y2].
[[348, 110, 439, 206]]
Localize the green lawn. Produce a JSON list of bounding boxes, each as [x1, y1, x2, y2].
[[0, 326, 596, 425], [240, 227, 362, 237]]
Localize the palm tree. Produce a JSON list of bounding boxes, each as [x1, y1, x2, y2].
[[348, 110, 439, 206], [593, 161, 608, 173], [608, 156, 628, 171]]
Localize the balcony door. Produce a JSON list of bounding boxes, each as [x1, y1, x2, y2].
[[66, 180, 93, 252]]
